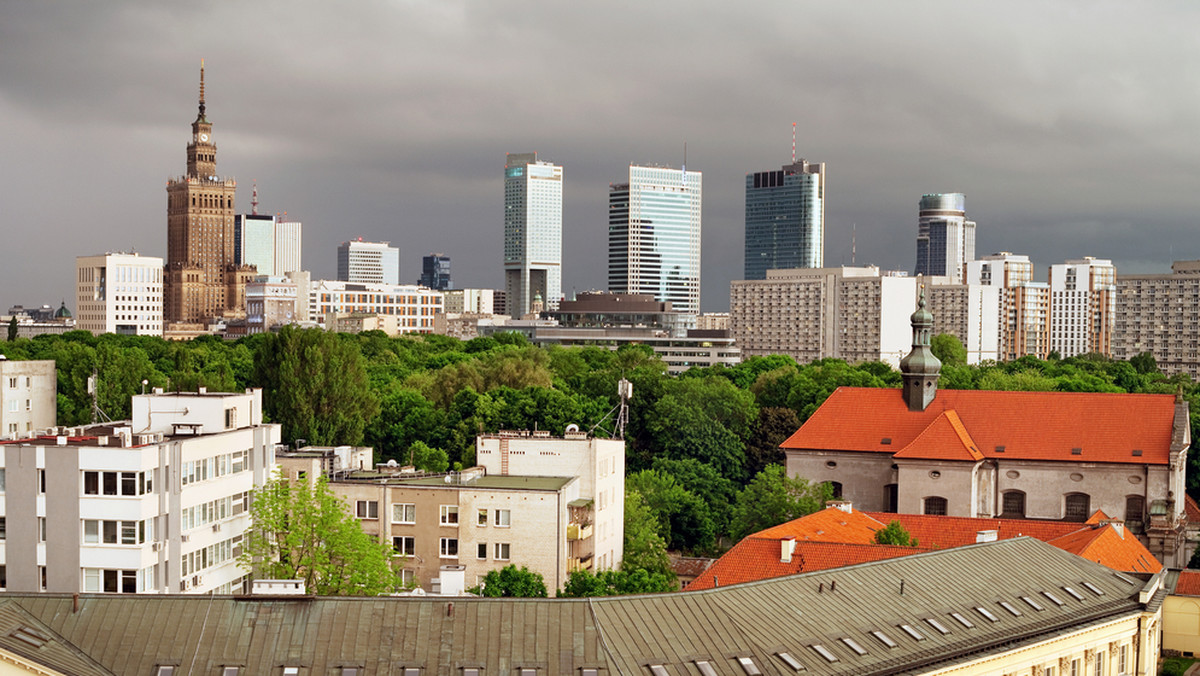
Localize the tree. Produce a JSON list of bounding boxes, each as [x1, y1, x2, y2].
[[729, 465, 831, 540], [930, 334, 967, 366], [7, 316, 16, 342], [873, 520, 919, 547], [239, 472, 399, 595], [407, 441, 449, 472], [253, 326, 380, 445], [1130, 351, 1158, 375], [626, 470, 716, 553], [621, 489, 675, 583], [559, 568, 675, 597], [476, 565, 548, 597]]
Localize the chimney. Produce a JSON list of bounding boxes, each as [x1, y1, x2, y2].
[[975, 529, 998, 543], [781, 537, 796, 563], [828, 500, 853, 514]]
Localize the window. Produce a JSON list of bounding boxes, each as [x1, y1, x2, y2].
[[223, 668, 240, 676], [1120, 645, 1127, 672], [1094, 652, 1103, 676], [494, 543, 510, 560], [870, 631, 897, 648], [0, 517, 5, 540], [950, 612, 974, 628], [1001, 491, 1025, 517], [392, 536, 415, 557], [0, 468, 5, 491], [392, 503, 416, 524], [494, 509, 511, 527], [477, 508, 488, 526], [775, 652, 805, 672], [923, 497, 947, 516], [155, 667, 176, 676], [840, 638, 867, 655], [39, 566, 47, 591], [440, 537, 458, 558], [440, 505, 459, 525], [355, 500, 378, 519], [1070, 659, 1079, 676], [1126, 495, 1145, 526], [1022, 595, 1044, 611], [38, 469, 46, 494], [924, 618, 950, 635], [282, 669, 299, 676], [898, 624, 924, 641], [38, 517, 46, 542], [224, 408, 237, 429], [1064, 493, 1091, 521], [736, 657, 761, 676], [1, 565, 6, 590], [477, 543, 488, 559], [463, 669, 481, 676], [810, 645, 838, 663]]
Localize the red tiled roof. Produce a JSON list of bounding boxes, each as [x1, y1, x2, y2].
[[1186, 494, 1200, 524], [685, 540, 920, 591], [754, 506, 884, 544], [862, 511, 1083, 549], [782, 387, 1177, 465], [670, 557, 715, 578], [892, 410, 983, 461], [1047, 525, 1162, 574], [1176, 570, 1200, 596]]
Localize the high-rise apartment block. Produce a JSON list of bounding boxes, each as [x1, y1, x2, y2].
[[0, 388, 280, 594], [504, 153, 563, 317], [1114, 261, 1200, 377], [443, 289, 494, 314], [965, 253, 1051, 360], [0, 359, 56, 440], [337, 240, 400, 285], [75, 253, 164, 337], [915, 193, 976, 284], [164, 64, 251, 326], [925, 282, 1001, 364], [730, 267, 916, 367], [608, 165, 702, 315], [1049, 257, 1116, 358], [743, 159, 825, 279], [420, 253, 451, 290]]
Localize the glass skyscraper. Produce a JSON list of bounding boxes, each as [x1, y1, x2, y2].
[[607, 165, 702, 315], [504, 152, 563, 316], [743, 159, 825, 279], [419, 253, 451, 290], [915, 193, 975, 284]]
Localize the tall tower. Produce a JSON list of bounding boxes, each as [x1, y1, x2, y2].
[[744, 159, 825, 279], [915, 193, 975, 284], [900, 287, 941, 412], [165, 61, 243, 325], [504, 152, 563, 316], [608, 165, 702, 315]]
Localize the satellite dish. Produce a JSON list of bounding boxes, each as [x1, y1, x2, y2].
[[387, 459, 398, 467], [565, 424, 580, 434]]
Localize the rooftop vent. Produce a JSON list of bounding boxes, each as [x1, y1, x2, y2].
[[1132, 449, 1143, 457], [976, 529, 998, 543], [881, 437, 892, 445], [781, 538, 796, 563], [1071, 447, 1083, 455], [994, 445, 1006, 453]]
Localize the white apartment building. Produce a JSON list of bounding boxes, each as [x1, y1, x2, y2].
[[0, 359, 56, 440], [75, 252, 164, 336], [245, 275, 299, 334], [1115, 260, 1200, 376], [1049, 257, 1116, 358], [476, 431, 625, 572], [925, 281, 1001, 364], [965, 253, 1051, 360], [0, 388, 279, 594], [337, 240, 400, 286], [730, 267, 916, 367], [443, 288, 495, 315], [309, 280, 443, 333]]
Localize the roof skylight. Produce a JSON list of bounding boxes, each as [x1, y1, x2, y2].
[[974, 607, 1000, 623], [775, 652, 806, 672], [898, 624, 925, 641], [1021, 595, 1044, 611], [1082, 582, 1105, 596], [1042, 591, 1065, 606], [924, 618, 951, 635], [1062, 586, 1085, 602], [810, 645, 839, 663], [950, 612, 975, 629], [695, 661, 717, 676], [998, 601, 1022, 616], [840, 638, 867, 656], [870, 631, 898, 648], [648, 665, 669, 676], [737, 657, 761, 676]]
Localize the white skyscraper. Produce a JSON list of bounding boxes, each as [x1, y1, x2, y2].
[[915, 193, 976, 285], [337, 240, 400, 285], [1049, 257, 1116, 358], [504, 152, 563, 317], [75, 252, 164, 336], [608, 165, 702, 315]]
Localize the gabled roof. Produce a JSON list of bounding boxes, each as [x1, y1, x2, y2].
[[861, 511, 1085, 548], [1047, 524, 1162, 574], [0, 601, 113, 676], [783, 387, 1179, 465], [1186, 494, 1200, 524], [892, 410, 983, 461], [754, 505, 882, 543], [686, 540, 919, 591]]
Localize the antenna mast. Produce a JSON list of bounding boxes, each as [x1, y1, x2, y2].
[[251, 181, 259, 215], [852, 224, 857, 265], [792, 122, 796, 164]]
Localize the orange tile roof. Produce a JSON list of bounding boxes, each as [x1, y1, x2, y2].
[[782, 387, 1177, 465], [685, 540, 921, 591], [1047, 524, 1162, 574], [1186, 494, 1200, 524], [862, 512, 1083, 549], [754, 506, 884, 544], [1176, 570, 1200, 596], [892, 410, 984, 461]]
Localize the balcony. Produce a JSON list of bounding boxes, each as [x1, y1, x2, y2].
[[568, 555, 594, 573], [567, 523, 593, 541]]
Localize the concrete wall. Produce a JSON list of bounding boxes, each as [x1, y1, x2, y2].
[[0, 360, 56, 438], [785, 450, 896, 512]]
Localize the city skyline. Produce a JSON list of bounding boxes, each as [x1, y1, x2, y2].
[[2, 3, 1198, 313]]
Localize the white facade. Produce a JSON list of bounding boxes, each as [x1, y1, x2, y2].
[[1049, 257, 1116, 358], [309, 280, 443, 333], [0, 388, 280, 595], [75, 253, 164, 337], [443, 288, 495, 315], [966, 253, 1051, 360], [608, 165, 702, 315], [926, 282, 1001, 364], [338, 240, 400, 286], [0, 359, 56, 440], [245, 275, 299, 334], [236, 214, 303, 277], [504, 153, 563, 317], [476, 433, 625, 572]]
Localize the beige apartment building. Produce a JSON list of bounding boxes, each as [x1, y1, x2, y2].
[[1114, 260, 1200, 377], [965, 253, 1052, 360], [924, 282, 1000, 363], [1049, 257, 1116, 358], [0, 359, 56, 440]]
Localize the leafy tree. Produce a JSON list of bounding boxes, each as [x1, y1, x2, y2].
[[7, 317, 16, 342], [622, 489, 675, 582], [476, 565, 548, 597], [627, 469, 716, 553], [239, 473, 399, 595], [1130, 351, 1158, 375], [407, 441, 449, 472], [729, 465, 832, 541], [744, 407, 800, 478], [253, 326, 380, 445], [559, 568, 675, 597], [930, 334, 967, 366], [873, 520, 919, 547]]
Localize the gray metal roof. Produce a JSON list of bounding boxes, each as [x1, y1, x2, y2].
[[0, 538, 1153, 676]]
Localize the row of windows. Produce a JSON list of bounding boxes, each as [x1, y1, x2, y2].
[[181, 450, 249, 486], [357, 502, 513, 527], [182, 491, 249, 531], [84, 470, 152, 496]]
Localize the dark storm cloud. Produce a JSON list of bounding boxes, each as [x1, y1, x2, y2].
[[2, 1, 1198, 312]]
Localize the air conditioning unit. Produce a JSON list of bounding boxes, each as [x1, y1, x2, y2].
[[192, 575, 202, 588], [180, 534, 190, 543], [180, 579, 191, 591], [212, 523, 221, 533], [152, 542, 163, 552]]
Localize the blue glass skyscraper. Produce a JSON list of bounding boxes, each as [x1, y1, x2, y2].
[[915, 193, 975, 284], [743, 160, 825, 280]]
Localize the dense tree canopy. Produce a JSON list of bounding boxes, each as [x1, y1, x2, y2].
[[476, 565, 548, 598]]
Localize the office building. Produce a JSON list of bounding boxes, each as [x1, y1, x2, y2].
[[0, 388, 280, 594], [309, 280, 442, 334], [743, 159, 825, 279], [965, 252, 1052, 360], [730, 267, 916, 367], [234, 209, 303, 278], [337, 239, 400, 285], [1114, 260, 1200, 376], [608, 164, 702, 315], [442, 288, 494, 314], [2, 303, 75, 338], [544, 291, 692, 337], [419, 253, 451, 290], [75, 252, 164, 337], [164, 63, 251, 326], [0, 359, 56, 440], [915, 193, 976, 284], [244, 275, 299, 334], [504, 152, 563, 316], [1049, 257, 1116, 358]]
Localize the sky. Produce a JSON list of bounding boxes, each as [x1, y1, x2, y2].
[[2, 1, 1198, 313]]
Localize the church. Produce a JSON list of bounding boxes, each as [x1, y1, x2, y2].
[[782, 289, 1195, 567]]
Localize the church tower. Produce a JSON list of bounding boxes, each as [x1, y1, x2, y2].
[[900, 285, 941, 412], [165, 61, 242, 326]]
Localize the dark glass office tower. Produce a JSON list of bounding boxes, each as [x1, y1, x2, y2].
[[743, 160, 825, 280]]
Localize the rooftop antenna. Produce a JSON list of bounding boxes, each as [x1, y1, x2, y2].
[[852, 224, 857, 265], [792, 122, 796, 164], [198, 58, 206, 118], [251, 182, 259, 215], [682, 142, 687, 182]]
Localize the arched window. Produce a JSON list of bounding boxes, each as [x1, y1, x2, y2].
[[828, 481, 843, 499], [1002, 491, 1026, 518], [1126, 495, 1146, 531], [924, 497, 948, 516], [1064, 493, 1091, 522]]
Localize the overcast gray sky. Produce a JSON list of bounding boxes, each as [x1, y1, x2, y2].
[[2, 1, 1198, 313]]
